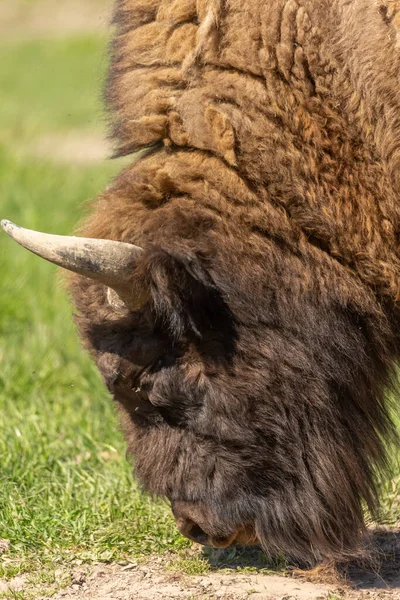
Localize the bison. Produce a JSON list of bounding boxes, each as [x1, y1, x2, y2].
[[3, 0, 400, 564]]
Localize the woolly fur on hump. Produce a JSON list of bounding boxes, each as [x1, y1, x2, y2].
[[106, 0, 400, 303]]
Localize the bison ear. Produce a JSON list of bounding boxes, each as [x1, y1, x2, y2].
[[143, 247, 228, 339]]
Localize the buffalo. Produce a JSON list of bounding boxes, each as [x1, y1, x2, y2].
[[3, 0, 400, 564]]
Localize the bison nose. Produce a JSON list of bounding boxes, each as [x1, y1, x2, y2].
[[176, 517, 209, 545]]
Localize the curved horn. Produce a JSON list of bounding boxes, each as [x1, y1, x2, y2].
[[1, 220, 144, 309]]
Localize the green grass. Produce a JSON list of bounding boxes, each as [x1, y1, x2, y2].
[[0, 30, 190, 583], [0, 36, 108, 150]]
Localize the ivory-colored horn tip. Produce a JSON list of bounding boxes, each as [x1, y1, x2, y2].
[[1, 219, 18, 236]]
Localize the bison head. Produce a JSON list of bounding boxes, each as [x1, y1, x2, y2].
[[2, 214, 397, 564]]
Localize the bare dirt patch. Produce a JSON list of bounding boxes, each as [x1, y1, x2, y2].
[[0, 0, 112, 40], [34, 559, 335, 600], [0, 574, 27, 596], [0, 540, 10, 556], [27, 553, 400, 600], [0, 531, 395, 600]]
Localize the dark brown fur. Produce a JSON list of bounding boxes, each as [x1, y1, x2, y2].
[[69, 0, 400, 563]]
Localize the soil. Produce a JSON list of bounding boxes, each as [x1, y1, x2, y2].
[[3, 530, 400, 600], [38, 561, 336, 600]]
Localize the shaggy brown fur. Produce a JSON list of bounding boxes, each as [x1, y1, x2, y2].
[[69, 0, 400, 563]]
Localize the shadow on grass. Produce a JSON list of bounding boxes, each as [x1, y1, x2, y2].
[[201, 545, 288, 573]]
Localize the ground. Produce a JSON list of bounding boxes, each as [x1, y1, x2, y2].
[[3, 535, 400, 599], [1, 1, 400, 599]]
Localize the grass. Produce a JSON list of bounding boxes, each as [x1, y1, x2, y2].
[[0, 25, 190, 586], [168, 546, 288, 576], [0, 36, 108, 149], [1, 2, 400, 597]]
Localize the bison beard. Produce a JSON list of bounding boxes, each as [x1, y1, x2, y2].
[[4, 0, 400, 564]]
